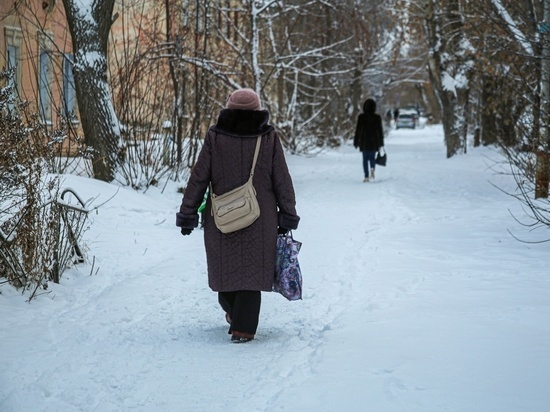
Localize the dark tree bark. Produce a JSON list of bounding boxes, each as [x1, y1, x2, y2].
[[165, 1, 185, 169], [62, 0, 120, 181], [423, 0, 472, 158]]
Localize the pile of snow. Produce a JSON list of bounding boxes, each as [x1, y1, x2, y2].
[[1, 125, 549, 411]]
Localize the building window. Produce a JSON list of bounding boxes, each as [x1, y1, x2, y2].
[[233, 10, 239, 42], [5, 27, 22, 111], [6, 45, 19, 111], [182, 0, 189, 27], [39, 48, 53, 124], [62, 54, 78, 121], [195, 1, 207, 33], [225, 1, 231, 38]]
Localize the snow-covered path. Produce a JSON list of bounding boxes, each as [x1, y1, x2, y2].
[[1, 125, 549, 412], [285, 130, 550, 411]]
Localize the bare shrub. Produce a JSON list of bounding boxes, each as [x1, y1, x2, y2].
[[0, 68, 88, 300], [497, 134, 550, 240]]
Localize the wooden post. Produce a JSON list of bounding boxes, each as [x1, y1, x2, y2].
[[535, 151, 549, 198], [473, 127, 480, 147], [536, 1, 550, 198]]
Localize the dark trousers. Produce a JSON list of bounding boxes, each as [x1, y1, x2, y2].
[[218, 291, 261, 336], [362, 150, 377, 178]]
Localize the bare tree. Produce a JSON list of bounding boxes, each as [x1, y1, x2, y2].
[[422, 0, 474, 158], [62, 0, 121, 181], [465, 0, 550, 231]]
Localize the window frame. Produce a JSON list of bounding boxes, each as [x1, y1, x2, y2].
[[4, 27, 22, 111], [38, 32, 54, 125], [62, 53, 78, 123]]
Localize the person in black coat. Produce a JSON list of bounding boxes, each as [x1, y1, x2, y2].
[[353, 98, 384, 182]]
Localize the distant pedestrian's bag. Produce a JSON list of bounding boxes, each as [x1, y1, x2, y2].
[[273, 232, 303, 301], [376, 147, 387, 166], [210, 136, 261, 234]]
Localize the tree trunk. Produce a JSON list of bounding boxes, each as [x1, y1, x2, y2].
[[536, 0, 550, 198], [423, 0, 472, 158], [480, 74, 498, 146], [165, 1, 185, 169], [351, 50, 363, 122], [62, 0, 120, 182]]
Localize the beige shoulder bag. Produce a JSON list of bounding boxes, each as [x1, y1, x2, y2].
[[210, 136, 261, 233]]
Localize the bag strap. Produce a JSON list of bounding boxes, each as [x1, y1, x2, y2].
[[210, 136, 262, 197], [248, 136, 262, 180]]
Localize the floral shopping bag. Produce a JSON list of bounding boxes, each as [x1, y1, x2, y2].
[[273, 232, 303, 301]]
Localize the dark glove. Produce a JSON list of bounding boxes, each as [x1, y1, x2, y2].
[[278, 227, 289, 235], [181, 228, 193, 236]]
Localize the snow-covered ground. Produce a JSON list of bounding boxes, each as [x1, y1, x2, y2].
[[1, 125, 549, 412]]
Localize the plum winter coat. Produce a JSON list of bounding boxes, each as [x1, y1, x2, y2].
[[354, 99, 384, 151], [176, 108, 300, 292]]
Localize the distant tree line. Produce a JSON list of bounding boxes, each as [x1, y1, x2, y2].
[[106, 0, 425, 184], [419, 0, 549, 231], [2, 0, 549, 230]]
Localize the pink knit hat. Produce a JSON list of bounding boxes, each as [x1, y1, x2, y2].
[[226, 88, 261, 110]]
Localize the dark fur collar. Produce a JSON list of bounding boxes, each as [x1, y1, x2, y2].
[[210, 109, 274, 138]]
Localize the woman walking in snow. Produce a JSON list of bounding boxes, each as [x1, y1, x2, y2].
[[353, 98, 385, 182], [176, 88, 300, 343]]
